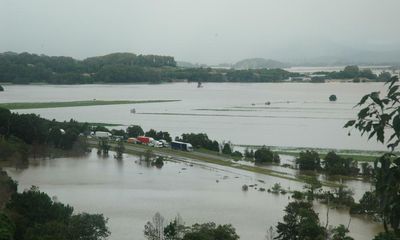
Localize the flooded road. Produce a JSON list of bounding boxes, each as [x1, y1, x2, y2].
[[5, 150, 381, 240]]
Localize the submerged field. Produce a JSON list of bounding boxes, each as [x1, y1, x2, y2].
[[0, 99, 180, 110], [4, 149, 381, 240]]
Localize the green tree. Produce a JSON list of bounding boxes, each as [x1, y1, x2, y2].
[[350, 191, 378, 215], [303, 175, 322, 200], [275, 201, 326, 240], [254, 146, 280, 164], [67, 213, 110, 240], [182, 222, 239, 240], [378, 72, 392, 82], [126, 125, 144, 138], [296, 151, 321, 171], [222, 142, 232, 155], [330, 225, 354, 240], [345, 76, 400, 237]]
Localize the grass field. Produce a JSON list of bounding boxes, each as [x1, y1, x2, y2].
[[0, 99, 180, 110]]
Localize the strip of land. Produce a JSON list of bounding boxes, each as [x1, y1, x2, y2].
[[0, 99, 180, 110], [89, 140, 344, 187], [234, 144, 394, 162]]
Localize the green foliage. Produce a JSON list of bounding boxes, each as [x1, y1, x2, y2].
[[5, 186, 109, 240], [347, 79, 400, 237], [323, 152, 359, 175], [344, 76, 400, 150], [244, 148, 254, 160], [296, 150, 321, 171], [350, 191, 378, 215], [182, 222, 239, 240], [330, 225, 354, 240], [275, 201, 326, 240], [254, 146, 280, 164], [303, 176, 322, 201], [322, 65, 377, 80], [0, 52, 304, 84], [0, 107, 90, 152], [329, 95, 337, 102], [145, 129, 172, 142], [360, 162, 374, 176], [177, 133, 219, 152], [0, 85, 4, 91], [0, 52, 175, 84], [0, 136, 28, 162], [0, 212, 15, 240], [374, 154, 400, 235], [231, 151, 243, 159], [378, 72, 392, 82], [321, 185, 355, 207], [111, 129, 126, 138], [126, 125, 144, 138], [372, 232, 398, 240], [292, 191, 305, 200], [222, 143, 232, 155], [67, 213, 110, 240]]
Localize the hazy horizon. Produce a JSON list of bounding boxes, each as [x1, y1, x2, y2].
[[1, 0, 400, 65]]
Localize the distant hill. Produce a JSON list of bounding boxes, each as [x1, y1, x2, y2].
[[233, 58, 289, 69]]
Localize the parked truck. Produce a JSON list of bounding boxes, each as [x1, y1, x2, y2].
[[171, 141, 193, 151], [95, 131, 112, 138], [136, 136, 154, 145]]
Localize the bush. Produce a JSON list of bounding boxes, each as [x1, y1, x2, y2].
[[222, 143, 232, 155], [254, 146, 280, 164], [126, 125, 144, 138], [329, 94, 337, 101], [296, 150, 321, 171]]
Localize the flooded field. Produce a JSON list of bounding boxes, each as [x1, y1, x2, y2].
[[5, 150, 381, 240], [0, 82, 388, 151]]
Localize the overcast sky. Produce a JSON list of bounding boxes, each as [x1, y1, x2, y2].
[[1, 0, 399, 64]]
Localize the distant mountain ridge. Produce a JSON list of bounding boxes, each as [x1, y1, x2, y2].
[[233, 58, 289, 69]]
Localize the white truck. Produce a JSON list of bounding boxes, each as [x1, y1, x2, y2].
[[94, 131, 112, 138]]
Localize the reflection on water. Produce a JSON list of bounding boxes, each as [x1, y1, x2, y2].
[[0, 82, 388, 151], [5, 150, 381, 240]]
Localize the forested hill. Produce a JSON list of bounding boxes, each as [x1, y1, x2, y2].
[[0, 52, 299, 84], [0, 52, 176, 84]]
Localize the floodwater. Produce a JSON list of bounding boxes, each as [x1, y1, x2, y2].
[[0, 82, 389, 151], [5, 151, 382, 240]]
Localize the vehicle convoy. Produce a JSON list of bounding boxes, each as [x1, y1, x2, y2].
[[171, 141, 193, 151]]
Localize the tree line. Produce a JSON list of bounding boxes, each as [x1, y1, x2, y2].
[[314, 65, 392, 82], [0, 52, 301, 84]]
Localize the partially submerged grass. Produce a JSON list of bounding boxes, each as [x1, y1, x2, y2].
[[89, 140, 340, 187], [0, 99, 180, 110], [235, 144, 394, 162]]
